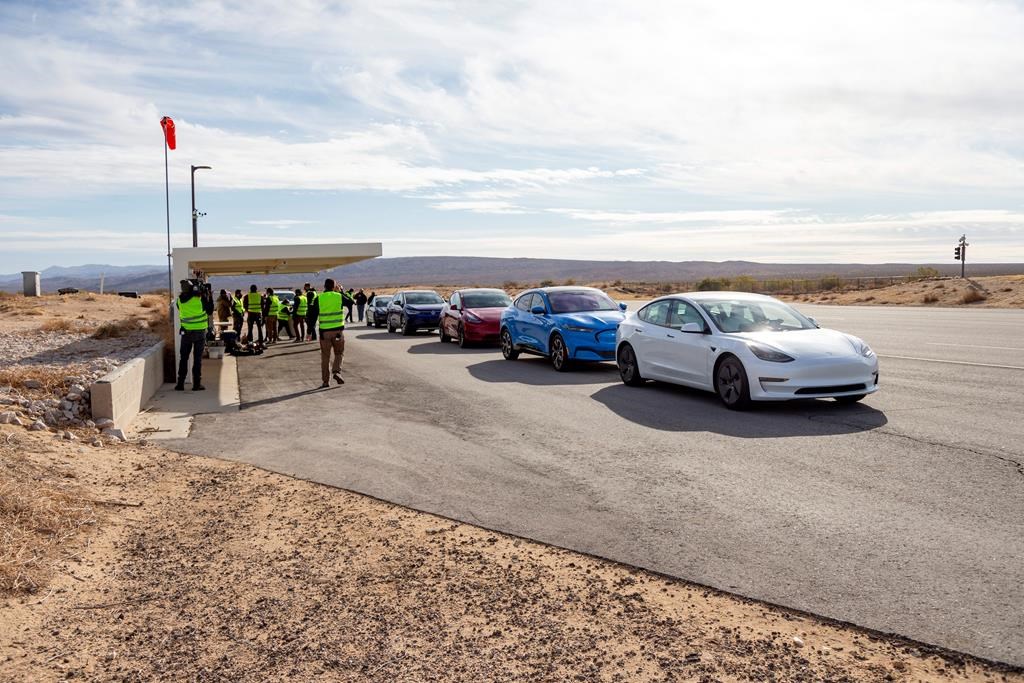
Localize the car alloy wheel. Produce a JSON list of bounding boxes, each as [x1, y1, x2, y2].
[[387, 316, 396, 333], [550, 334, 570, 372], [439, 322, 451, 343], [715, 356, 751, 410], [402, 317, 414, 336], [500, 329, 519, 360], [457, 324, 467, 348], [617, 344, 644, 386]]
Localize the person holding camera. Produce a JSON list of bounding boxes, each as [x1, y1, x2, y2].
[[175, 279, 214, 391]]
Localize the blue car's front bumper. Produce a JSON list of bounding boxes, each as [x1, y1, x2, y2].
[[406, 310, 441, 326], [564, 328, 617, 361]]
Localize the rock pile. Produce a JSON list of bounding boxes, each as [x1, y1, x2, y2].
[[1, 326, 158, 442]]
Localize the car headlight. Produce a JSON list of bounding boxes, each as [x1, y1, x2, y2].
[[748, 344, 795, 363], [463, 311, 483, 323], [406, 306, 420, 312], [854, 339, 875, 358], [562, 324, 590, 333]]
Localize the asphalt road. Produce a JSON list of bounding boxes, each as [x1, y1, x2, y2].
[[170, 304, 1024, 666]]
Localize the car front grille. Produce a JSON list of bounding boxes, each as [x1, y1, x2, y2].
[[794, 383, 866, 395]]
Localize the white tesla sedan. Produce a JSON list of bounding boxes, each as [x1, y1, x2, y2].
[[616, 292, 879, 409]]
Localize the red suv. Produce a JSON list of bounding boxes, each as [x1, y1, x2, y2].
[[438, 288, 512, 347]]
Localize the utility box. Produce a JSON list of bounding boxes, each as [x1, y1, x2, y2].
[[22, 271, 41, 297]]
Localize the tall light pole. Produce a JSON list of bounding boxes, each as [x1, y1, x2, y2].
[[191, 164, 212, 247]]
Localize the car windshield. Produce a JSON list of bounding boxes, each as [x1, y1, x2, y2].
[[405, 292, 444, 305], [547, 290, 617, 314], [698, 298, 816, 333], [462, 292, 511, 308], [374, 297, 390, 306]]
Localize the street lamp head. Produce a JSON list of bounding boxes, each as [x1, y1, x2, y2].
[[191, 164, 212, 172]]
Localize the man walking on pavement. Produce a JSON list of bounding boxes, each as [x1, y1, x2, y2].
[[175, 279, 214, 391], [305, 286, 318, 341], [310, 278, 345, 388], [264, 287, 280, 344]]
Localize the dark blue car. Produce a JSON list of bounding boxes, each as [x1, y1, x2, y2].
[[500, 287, 627, 371], [387, 290, 445, 335]]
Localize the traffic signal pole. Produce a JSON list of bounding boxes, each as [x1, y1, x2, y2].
[[954, 234, 968, 278]]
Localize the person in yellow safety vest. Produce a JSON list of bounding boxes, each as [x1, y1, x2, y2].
[[311, 278, 345, 387], [245, 284, 264, 344], [292, 288, 307, 342], [276, 294, 293, 339], [175, 279, 214, 391], [304, 285, 318, 341], [263, 287, 281, 344], [231, 289, 245, 335]]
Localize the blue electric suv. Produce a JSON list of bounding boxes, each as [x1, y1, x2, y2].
[[387, 289, 445, 335], [500, 287, 627, 371]]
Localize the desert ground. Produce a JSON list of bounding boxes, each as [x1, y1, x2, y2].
[[1, 287, 1022, 681]]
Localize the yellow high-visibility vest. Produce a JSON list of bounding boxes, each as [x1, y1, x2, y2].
[[318, 291, 344, 330], [176, 296, 208, 331], [246, 292, 262, 313]]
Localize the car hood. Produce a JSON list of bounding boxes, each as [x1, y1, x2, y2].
[[556, 311, 625, 328], [463, 307, 505, 321], [729, 328, 866, 359]]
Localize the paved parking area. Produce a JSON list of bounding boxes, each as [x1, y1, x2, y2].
[[166, 305, 1024, 666]]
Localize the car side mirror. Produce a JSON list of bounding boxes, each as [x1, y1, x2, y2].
[[450, 304, 459, 311], [807, 316, 820, 328], [680, 322, 703, 334], [530, 305, 546, 315], [618, 302, 628, 311]]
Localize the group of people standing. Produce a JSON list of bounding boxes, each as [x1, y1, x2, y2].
[[210, 281, 372, 387]]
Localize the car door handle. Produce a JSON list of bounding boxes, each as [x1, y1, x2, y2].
[[666, 333, 676, 338]]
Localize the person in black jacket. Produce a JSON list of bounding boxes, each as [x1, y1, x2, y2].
[[354, 289, 367, 321], [175, 280, 214, 392]]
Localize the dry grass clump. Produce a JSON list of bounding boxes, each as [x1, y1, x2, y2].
[[960, 289, 987, 304], [0, 366, 71, 393], [38, 318, 90, 333], [0, 436, 98, 594], [139, 298, 158, 309], [22, 308, 45, 316], [92, 316, 143, 339], [921, 294, 939, 304]]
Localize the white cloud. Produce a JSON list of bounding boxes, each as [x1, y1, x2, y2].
[[428, 200, 530, 214]]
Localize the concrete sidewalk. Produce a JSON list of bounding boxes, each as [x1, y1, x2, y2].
[[132, 354, 240, 440]]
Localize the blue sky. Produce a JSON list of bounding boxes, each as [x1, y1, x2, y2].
[[2, 0, 1023, 272]]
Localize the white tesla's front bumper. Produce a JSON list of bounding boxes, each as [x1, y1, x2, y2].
[[744, 354, 880, 401]]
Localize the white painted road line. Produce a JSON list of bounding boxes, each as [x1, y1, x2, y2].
[[927, 342, 1024, 351], [879, 354, 1024, 371]]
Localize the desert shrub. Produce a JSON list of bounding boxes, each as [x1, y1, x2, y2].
[[564, 278, 576, 286], [862, 295, 875, 302], [612, 279, 622, 287], [92, 316, 143, 339], [22, 308, 44, 316], [819, 276, 844, 291], [1002, 287, 1013, 292], [658, 282, 673, 294], [730, 275, 757, 292], [911, 266, 941, 280], [539, 279, 554, 287], [696, 277, 730, 291], [140, 298, 157, 309], [502, 281, 519, 290], [921, 294, 939, 304], [934, 283, 945, 289], [38, 319, 89, 333], [85, 295, 96, 302], [960, 289, 987, 304]]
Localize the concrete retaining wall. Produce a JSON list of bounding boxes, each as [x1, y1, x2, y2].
[[90, 342, 165, 428]]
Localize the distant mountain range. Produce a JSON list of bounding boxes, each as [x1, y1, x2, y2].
[[3, 257, 1023, 293]]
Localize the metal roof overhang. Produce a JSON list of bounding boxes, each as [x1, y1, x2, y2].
[[171, 242, 382, 277]]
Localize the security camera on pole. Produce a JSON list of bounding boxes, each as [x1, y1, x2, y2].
[[953, 234, 968, 278]]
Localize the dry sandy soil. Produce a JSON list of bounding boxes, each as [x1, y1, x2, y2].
[[781, 276, 1024, 308], [0, 291, 167, 334], [1, 429, 1021, 683]]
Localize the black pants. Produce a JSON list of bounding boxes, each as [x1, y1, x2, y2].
[[177, 329, 206, 387], [247, 312, 264, 342]]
